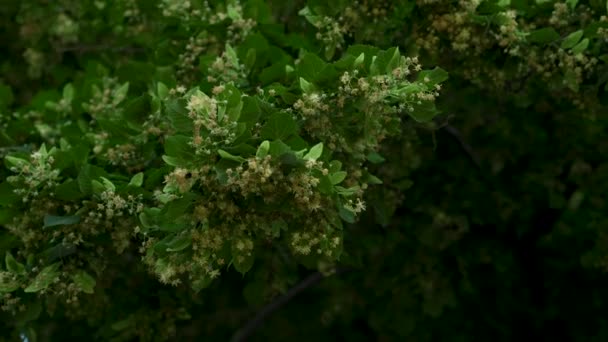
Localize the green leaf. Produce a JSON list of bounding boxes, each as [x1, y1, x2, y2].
[[5, 155, 29, 169], [299, 6, 323, 27], [217, 84, 243, 122], [24, 263, 61, 293], [164, 135, 195, 160], [99, 177, 116, 191], [225, 43, 240, 68], [317, 176, 334, 194], [304, 142, 323, 161], [299, 77, 315, 93], [54, 179, 84, 201], [113, 82, 130, 103], [128, 172, 144, 187], [78, 165, 93, 195], [339, 206, 356, 223], [561, 30, 584, 49], [261, 112, 297, 140], [166, 98, 191, 133], [335, 185, 361, 196], [157, 82, 169, 100], [408, 100, 440, 123], [0, 276, 19, 293], [240, 96, 262, 123], [92, 180, 106, 195], [268, 140, 292, 157], [353, 53, 365, 68], [72, 270, 96, 294], [369, 56, 379, 76], [527, 28, 560, 44], [43, 215, 80, 228], [256, 140, 270, 158], [218, 149, 246, 163], [330, 171, 347, 185], [62, 83, 75, 103], [329, 160, 342, 173], [571, 38, 589, 54], [385, 47, 401, 72], [417, 67, 449, 88], [166, 234, 192, 252], [296, 51, 335, 83], [162, 155, 187, 167], [366, 173, 383, 185], [366, 152, 385, 164], [565, 0, 578, 9], [5, 252, 26, 275]]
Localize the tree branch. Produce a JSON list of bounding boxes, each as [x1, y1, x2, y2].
[[231, 268, 347, 342], [443, 124, 482, 170]]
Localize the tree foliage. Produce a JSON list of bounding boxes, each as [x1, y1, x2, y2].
[[1, 0, 608, 341]]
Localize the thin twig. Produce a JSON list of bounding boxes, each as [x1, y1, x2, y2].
[[443, 124, 482, 169], [230, 268, 347, 342]]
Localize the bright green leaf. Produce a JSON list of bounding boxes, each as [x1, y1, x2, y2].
[[157, 82, 169, 100], [24, 263, 60, 293], [256, 140, 270, 159], [304, 142, 323, 161], [99, 177, 116, 191], [299, 77, 315, 93], [218, 149, 246, 163], [561, 30, 584, 49], [128, 172, 144, 187], [571, 38, 589, 54], [330, 171, 347, 185]]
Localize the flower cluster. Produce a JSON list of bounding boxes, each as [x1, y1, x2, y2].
[[82, 77, 129, 120], [187, 90, 240, 155], [6, 147, 60, 204]]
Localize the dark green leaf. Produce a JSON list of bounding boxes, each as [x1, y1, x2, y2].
[[527, 28, 560, 44], [261, 112, 297, 140], [166, 234, 192, 252], [72, 270, 96, 294], [417, 67, 449, 88], [43, 215, 80, 228]]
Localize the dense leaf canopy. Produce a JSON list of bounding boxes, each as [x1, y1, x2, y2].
[[1, 0, 608, 341]]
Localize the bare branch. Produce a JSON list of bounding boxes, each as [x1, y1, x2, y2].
[[231, 268, 347, 342], [443, 124, 482, 169]]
